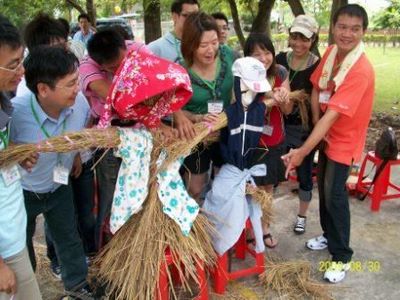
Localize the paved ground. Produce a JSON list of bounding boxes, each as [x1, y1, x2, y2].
[[35, 156, 400, 300]]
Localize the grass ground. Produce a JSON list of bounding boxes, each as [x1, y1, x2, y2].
[[359, 47, 399, 113]]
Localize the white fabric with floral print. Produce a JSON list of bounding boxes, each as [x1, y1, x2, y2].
[[110, 128, 199, 236], [156, 151, 199, 236], [110, 128, 152, 233]]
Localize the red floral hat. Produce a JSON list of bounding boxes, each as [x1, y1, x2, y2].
[[98, 48, 192, 128]]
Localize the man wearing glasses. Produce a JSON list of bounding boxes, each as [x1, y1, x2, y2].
[[148, 0, 199, 63], [212, 12, 241, 60], [0, 15, 42, 300], [9, 46, 98, 299]]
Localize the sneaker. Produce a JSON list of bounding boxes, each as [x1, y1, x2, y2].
[[50, 262, 62, 281], [293, 215, 306, 234], [64, 282, 97, 300], [323, 261, 350, 283], [306, 235, 328, 250]]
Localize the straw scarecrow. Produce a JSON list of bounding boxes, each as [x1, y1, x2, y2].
[[0, 49, 310, 299]]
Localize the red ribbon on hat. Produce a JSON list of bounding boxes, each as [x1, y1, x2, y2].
[[98, 48, 193, 128]]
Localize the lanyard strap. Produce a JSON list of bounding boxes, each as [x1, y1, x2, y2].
[[288, 52, 309, 84], [30, 95, 66, 139], [190, 58, 221, 100], [0, 125, 9, 148]]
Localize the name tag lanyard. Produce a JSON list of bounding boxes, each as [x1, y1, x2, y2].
[[30, 96, 66, 165], [190, 58, 222, 101], [0, 125, 10, 148]]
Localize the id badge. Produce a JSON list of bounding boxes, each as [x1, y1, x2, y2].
[[53, 165, 69, 185], [208, 101, 223, 114], [262, 125, 274, 136], [319, 91, 331, 104], [1, 165, 20, 186]]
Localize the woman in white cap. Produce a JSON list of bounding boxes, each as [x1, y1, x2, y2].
[[276, 15, 320, 234]]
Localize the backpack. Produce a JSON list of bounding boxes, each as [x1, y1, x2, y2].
[[375, 127, 398, 161], [359, 127, 398, 201]]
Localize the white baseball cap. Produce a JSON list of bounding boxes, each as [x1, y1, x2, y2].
[[232, 57, 271, 93], [290, 15, 318, 39]]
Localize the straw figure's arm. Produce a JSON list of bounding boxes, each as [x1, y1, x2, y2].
[[0, 90, 307, 170]]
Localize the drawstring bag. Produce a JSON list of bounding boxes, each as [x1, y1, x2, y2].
[[375, 127, 398, 161], [359, 127, 398, 201]]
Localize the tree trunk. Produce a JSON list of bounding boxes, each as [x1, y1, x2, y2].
[[227, 0, 246, 50], [250, 0, 275, 37], [286, 0, 305, 16], [143, 0, 162, 44], [328, 0, 348, 44], [86, 0, 96, 27], [65, 0, 85, 15]]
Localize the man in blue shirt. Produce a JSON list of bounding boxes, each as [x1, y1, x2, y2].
[[73, 13, 95, 47], [10, 46, 97, 299], [0, 15, 42, 300], [148, 0, 199, 63]]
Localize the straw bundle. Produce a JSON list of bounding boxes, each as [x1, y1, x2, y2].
[[290, 89, 311, 130], [246, 185, 273, 226], [0, 127, 120, 168], [260, 256, 332, 300], [0, 90, 306, 169], [96, 143, 216, 300]]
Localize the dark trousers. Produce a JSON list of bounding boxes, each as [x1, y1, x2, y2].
[[317, 151, 353, 263], [24, 184, 88, 290], [46, 160, 96, 265], [95, 150, 121, 249], [296, 150, 316, 202], [71, 159, 96, 254]]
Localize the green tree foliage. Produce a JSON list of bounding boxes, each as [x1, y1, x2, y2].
[[0, 0, 63, 27], [373, 0, 400, 30]]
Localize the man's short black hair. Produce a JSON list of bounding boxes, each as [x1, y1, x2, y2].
[[171, 0, 199, 14], [87, 28, 126, 65], [333, 4, 369, 30], [0, 14, 22, 50], [24, 13, 68, 52], [78, 13, 91, 23], [211, 12, 228, 24], [24, 46, 78, 96]]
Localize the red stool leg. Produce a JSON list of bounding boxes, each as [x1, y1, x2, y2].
[[356, 154, 369, 189], [195, 261, 208, 300], [214, 253, 228, 294], [235, 230, 246, 259], [255, 253, 265, 273], [156, 261, 169, 300], [371, 164, 390, 212]]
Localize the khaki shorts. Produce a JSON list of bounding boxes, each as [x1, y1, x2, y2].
[[0, 248, 42, 300]]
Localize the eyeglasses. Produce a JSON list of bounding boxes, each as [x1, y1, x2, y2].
[[0, 60, 24, 73]]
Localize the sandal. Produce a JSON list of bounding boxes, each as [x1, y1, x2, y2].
[[263, 233, 278, 248]]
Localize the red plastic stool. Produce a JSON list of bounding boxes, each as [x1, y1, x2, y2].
[[355, 151, 400, 212], [211, 219, 265, 294], [156, 248, 208, 300]]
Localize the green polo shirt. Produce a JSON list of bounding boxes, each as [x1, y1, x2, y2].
[[183, 45, 234, 114]]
